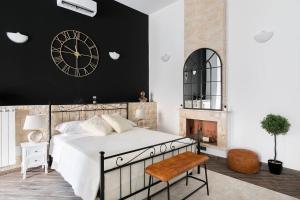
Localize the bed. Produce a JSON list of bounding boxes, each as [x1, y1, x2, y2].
[[48, 103, 200, 200]]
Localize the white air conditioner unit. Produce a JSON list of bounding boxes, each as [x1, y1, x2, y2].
[[57, 0, 97, 17]]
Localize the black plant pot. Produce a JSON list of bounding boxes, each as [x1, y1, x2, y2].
[[268, 160, 283, 175]]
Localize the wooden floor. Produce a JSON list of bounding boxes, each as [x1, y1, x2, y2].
[[0, 168, 81, 200], [0, 156, 299, 200]]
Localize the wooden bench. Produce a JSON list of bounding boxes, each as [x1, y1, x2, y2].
[[145, 151, 209, 200]]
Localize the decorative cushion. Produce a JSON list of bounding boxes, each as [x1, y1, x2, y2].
[[55, 121, 84, 134], [102, 114, 134, 133], [227, 149, 260, 174], [110, 113, 137, 127], [80, 115, 114, 136]]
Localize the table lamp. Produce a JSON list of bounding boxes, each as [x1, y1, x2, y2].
[[23, 115, 46, 143], [135, 107, 145, 127]]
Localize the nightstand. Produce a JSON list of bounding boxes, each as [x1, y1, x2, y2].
[[21, 142, 48, 179]]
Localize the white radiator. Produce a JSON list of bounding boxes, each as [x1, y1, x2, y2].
[[0, 108, 16, 168]]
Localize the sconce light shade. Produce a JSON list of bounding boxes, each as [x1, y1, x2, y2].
[[6, 32, 29, 43], [161, 54, 171, 62], [254, 31, 274, 43], [109, 52, 120, 60]]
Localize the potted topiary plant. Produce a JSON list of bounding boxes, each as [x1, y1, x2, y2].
[[261, 114, 291, 175]]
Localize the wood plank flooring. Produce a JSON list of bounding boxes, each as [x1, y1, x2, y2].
[[0, 156, 299, 200], [0, 168, 80, 200]]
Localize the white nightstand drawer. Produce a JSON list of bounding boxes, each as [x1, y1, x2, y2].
[[28, 155, 44, 166], [27, 146, 45, 156]]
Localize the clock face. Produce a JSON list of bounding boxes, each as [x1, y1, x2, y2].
[[51, 30, 99, 78]]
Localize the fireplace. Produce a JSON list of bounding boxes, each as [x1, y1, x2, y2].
[[180, 109, 228, 149], [186, 119, 218, 146]]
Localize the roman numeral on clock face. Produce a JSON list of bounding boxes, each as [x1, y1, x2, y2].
[[83, 68, 89, 74], [51, 47, 60, 53], [72, 30, 81, 40], [53, 56, 63, 65], [75, 68, 80, 77], [62, 65, 70, 74], [62, 31, 70, 40], [90, 62, 97, 69]]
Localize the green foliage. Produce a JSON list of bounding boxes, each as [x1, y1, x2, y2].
[[261, 114, 291, 136]]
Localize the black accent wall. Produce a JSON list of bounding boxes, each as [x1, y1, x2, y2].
[[0, 0, 149, 105]]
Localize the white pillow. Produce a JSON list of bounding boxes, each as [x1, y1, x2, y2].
[[55, 121, 84, 134], [102, 114, 134, 133], [110, 113, 137, 127], [80, 115, 114, 136]]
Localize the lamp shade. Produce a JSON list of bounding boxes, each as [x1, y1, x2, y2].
[[23, 115, 46, 130], [135, 108, 145, 120]]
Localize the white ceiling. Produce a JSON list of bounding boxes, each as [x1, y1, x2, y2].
[[115, 0, 179, 15]]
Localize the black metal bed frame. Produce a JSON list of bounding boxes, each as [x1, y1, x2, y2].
[[48, 103, 203, 200], [99, 136, 201, 200]]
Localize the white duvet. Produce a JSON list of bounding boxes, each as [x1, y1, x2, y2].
[[50, 128, 186, 200]]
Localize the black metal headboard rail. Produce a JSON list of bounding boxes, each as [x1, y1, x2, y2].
[[48, 102, 129, 147]]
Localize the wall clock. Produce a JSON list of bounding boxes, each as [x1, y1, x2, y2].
[[51, 30, 99, 78]]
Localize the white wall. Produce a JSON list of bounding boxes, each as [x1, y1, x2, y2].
[[149, 0, 184, 134], [227, 0, 300, 170]]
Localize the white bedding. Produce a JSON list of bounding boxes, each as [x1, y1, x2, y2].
[[50, 128, 187, 200]]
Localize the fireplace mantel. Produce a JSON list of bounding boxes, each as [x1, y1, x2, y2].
[[179, 109, 228, 150]]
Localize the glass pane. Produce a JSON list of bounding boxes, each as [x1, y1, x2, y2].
[[211, 67, 221, 81], [204, 68, 211, 82], [191, 70, 200, 83], [192, 99, 201, 109], [206, 61, 212, 69], [202, 98, 211, 109], [192, 85, 201, 99], [207, 52, 219, 68], [211, 96, 222, 110], [184, 71, 192, 83], [184, 96, 193, 108], [211, 82, 221, 96], [184, 84, 192, 96], [217, 57, 222, 67], [203, 82, 211, 97]]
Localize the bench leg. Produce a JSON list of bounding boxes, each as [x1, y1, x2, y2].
[[167, 181, 170, 200], [148, 176, 152, 200], [204, 164, 209, 196], [186, 171, 189, 186]]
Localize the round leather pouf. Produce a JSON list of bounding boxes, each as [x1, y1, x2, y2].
[[227, 149, 260, 174]]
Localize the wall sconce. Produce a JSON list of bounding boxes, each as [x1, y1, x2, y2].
[[161, 54, 171, 62], [254, 30, 274, 43], [109, 52, 120, 60], [6, 32, 29, 44], [92, 96, 97, 104]]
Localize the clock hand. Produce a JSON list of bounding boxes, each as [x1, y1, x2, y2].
[[79, 53, 92, 57], [64, 46, 76, 54], [75, 39, 78, 52], [76, 55, 78, 69], [60, 50, 76, 55]]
